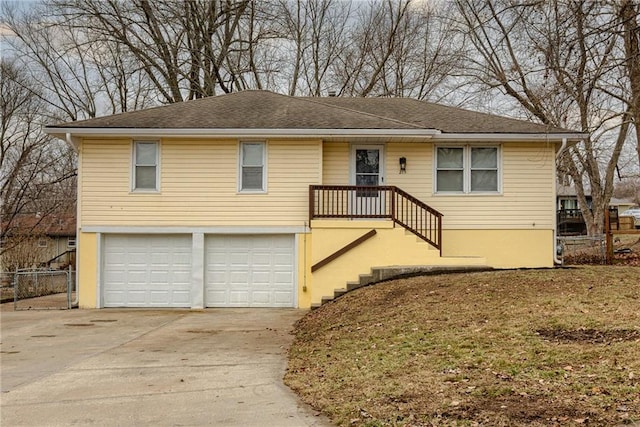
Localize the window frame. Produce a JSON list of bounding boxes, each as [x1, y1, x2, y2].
[[238, 141, 267, 193], [132, 141, 160, 192], [434, 144, 501, 195], [67, 237, 77, 248]]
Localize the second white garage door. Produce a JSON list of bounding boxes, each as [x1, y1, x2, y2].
[[205, 235, 295, 307]]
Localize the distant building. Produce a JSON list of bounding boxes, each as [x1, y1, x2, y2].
[[1, 213, 76, 271]]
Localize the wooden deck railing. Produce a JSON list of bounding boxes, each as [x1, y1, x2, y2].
[[309, 185, 443, 252]]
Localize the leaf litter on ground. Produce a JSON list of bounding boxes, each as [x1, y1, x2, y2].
[[285, 266, 640, 427]]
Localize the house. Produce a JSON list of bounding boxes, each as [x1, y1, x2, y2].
[[610, 198, 636, 214], [557, 184, 593, 212], [556, 184, 592, 235], [556, 184, 636, 235], [0, 213, 76, 271], [45, 90, 586, 309]]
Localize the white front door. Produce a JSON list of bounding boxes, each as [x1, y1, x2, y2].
[[351, 145, 385, 216]]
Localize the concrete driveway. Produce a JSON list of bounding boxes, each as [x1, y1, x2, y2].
[[1, 307, 332, 426]]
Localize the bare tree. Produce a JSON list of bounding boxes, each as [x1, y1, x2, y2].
[[1, 1, 155, 120], [335, 0, 413, 97], [222, 0, 284, 92], [44, 0, 254, 103], [619, 0, 640, 171], [274, 0, 353, 96], [0, 59, 76, 263], [454, 0, 634, 235], [614, 177, 640, 205], [374, 0, 464, 100], [323, 0, 462, 101]]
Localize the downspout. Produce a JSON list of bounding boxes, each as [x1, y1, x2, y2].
[[302, 221, 308, 292], [553, 138, 569, 265], [67, 133, 80, 306]]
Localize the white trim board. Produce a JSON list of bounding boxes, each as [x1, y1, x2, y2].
[[46, 127, 588, 143], [81, 226, 309, 234]]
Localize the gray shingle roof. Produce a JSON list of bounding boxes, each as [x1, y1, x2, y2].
[[49, 90, 578, 134]]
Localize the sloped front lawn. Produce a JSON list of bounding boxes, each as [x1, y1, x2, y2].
[[286, 267, 640, 426]]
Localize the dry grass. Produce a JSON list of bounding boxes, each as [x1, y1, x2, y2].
[[286, 267, 640, 426]]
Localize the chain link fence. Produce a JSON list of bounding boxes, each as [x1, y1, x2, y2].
[[1, 268, 75, 310], [558, 235, 607, 265]]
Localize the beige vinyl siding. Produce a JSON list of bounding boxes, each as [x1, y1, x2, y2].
[[322, 142, 349, 185], [80, 138, 321, 226], [430, 142, 556, 229], [385, 143, 432, 194], [321, 141, 555, 230]]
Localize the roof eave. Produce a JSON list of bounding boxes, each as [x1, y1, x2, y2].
[[45, 127, 587, 143], [434, 133, 587, 142], [46, 127, 439, 139]]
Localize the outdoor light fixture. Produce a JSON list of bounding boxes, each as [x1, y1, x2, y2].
[[399, 157, 407, 173]]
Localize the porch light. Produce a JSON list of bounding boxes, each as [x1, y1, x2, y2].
[[399, 157, 407, 174]]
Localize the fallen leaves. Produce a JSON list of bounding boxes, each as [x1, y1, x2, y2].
[[286, 267, 640, 427]]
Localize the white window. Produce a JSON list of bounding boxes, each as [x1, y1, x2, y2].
[[67, 237, 76, 248], [133, 141, 159, 191], [38, 238, 48, 248], [436, 146, 499, 193], [239, 142, 266, 192]]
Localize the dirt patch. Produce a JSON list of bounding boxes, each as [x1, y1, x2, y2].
[[444, 395, 592, 426], [537, 327, 640, 344]]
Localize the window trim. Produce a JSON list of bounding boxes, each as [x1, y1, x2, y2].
[[132, 141, 160, 192], [67, 237, 76, 248], [238, 141, 267, 193], [434, 144, 501, 195]]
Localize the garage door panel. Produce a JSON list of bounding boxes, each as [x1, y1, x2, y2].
[[103, 235, 192, 308], [274, 272, 293, 283], [171, 292, 190, 305], [251, 292, 270, 306], [205, 235, 295, 308], [126, 291, 147, 303], [171, 271, 191, 283], [273, 291, 293, 305], [150, 291, 170, 303], [206, 291, 226, 305], [251, 271, 270, 284], [229, 291, 250, 305], [151, 252, 170, 264]]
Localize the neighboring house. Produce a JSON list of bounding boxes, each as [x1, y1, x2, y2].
[[609, 198, 636, 214], [556, 185, 593, 235], [0, 214, 76, 271], [556, 184, 636, 235], [45, 90, 586, 309], [556, 184, 593, 212]]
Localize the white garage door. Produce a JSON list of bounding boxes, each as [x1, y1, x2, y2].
[[205, 235, 295, 307], [103, 235, 192, 308]]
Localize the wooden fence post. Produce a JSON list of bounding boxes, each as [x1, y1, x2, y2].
[[605, 209, 613, 265]]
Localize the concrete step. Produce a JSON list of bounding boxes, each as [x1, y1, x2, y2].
[[346, 281, 362, 292], [334, 288, 348, 298], [321, 296, 333, 305], [347, 274, 373, 291], [359, 273, 376, 286]]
